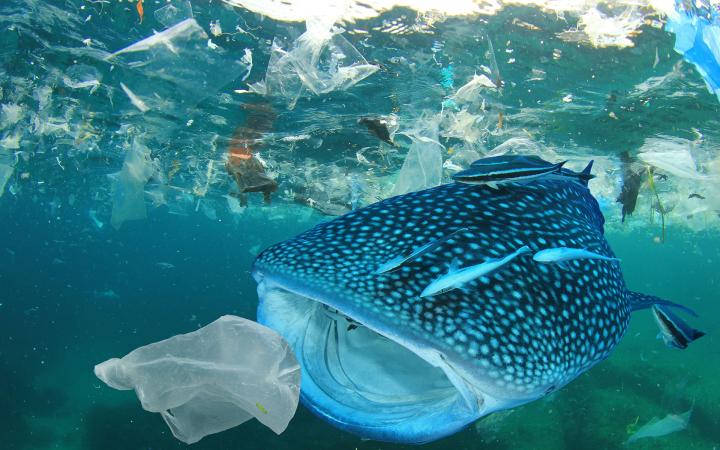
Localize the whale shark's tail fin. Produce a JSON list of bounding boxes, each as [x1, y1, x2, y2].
[[627, 290, 698, 317]]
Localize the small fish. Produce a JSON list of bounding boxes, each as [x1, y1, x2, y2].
[[136, 0, 144, 23], [120, 82, 149, 112], [616, 151, 642, 222], [421, 245, 530, 297], [358, 117, 395, 147], [652, 305, 705, 350], [688, 193, 705, 200], [156, 262, 175, 270], [374, 228, 468, 274], [94, 289, 120, 300], [533, 247, 620, 264], [453, 155, 566, 189], [255, 402, 268, 414]]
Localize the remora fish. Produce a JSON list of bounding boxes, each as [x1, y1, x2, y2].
[[652, 305, 705, 349], [421, 245, 530, 297], [252, 156, 700, 444], [532, 247, 620, 264]]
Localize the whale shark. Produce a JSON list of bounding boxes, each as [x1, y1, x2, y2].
[[251, 157, 699, 444]]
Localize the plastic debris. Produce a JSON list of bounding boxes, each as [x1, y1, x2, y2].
[[666, 2, 720, 102], [626, 406, 692, 444], [576, 6, 645, 48], [94, 315, 301, 444], [393, 119, 444, 196], [108, 139, 158, 229], [637, 136, 707, 180], [62, 64, 102, 93], [154, 0, 193, 28], [452, 73, 496, 104], [88, 209, 104, 229], [0, 161, 13, 197], [106, 19, 247, 115], [1, 103, 25, 128], [251, 18, 378, 107]]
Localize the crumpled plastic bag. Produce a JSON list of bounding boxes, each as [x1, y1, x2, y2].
[[452, 73, 496, 105], [250, 17, 378, 107], [94, 315, 301, 444]]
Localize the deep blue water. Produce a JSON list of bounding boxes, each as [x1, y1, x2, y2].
[[2, 0, 720, 448]]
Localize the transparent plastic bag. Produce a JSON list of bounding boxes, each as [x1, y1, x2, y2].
[[94, 315, 301, 444]]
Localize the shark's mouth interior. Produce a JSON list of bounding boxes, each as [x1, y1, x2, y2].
[[255, 277, 483, 443]]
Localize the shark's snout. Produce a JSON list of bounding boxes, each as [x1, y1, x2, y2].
[[254, 273, 487, 443]]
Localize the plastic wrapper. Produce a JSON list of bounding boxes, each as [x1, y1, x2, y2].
[[94, 315, 301, 444], [108, 140, 158, 229], [251, 18, 378, 107], [106, 19, 247, 115]]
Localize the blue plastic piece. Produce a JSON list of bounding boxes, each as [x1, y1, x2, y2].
[[666, 1, 720, 102], [440, 64, 454, 90]]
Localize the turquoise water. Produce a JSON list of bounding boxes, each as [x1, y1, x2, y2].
[[1, 1, 719, 449]]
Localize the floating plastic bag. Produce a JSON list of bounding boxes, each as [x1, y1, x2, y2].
[[108, 140, 157, 229], [251, 18, 378, 107], [94, 315, 301, 444], [393, 120, 443, 196], [106, 19, 247, 114], [452, 73, 496, 105]]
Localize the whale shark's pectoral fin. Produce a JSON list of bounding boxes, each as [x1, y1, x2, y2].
[[374, 228, 469, 275]]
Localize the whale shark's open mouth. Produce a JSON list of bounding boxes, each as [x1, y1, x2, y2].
[[254, 272, 486, 443]]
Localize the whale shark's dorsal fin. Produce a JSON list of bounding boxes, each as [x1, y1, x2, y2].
[[579, 160, 595, 186]]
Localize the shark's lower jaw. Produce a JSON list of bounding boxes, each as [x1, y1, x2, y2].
[[254, 274, 485, 444]]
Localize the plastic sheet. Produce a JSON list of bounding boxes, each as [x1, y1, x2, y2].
[[251, 18, 378, 107], [94, 315, 301, 444], [392, 119, 443, 196], [637, 136, 707, 180], [108, 140, 157, 229], [154, 0, 193, 28], [106, 19, 247, 114], [666, 3, 720, 102]]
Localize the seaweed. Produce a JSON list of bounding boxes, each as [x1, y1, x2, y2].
[[646, 166, 666, 243]]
